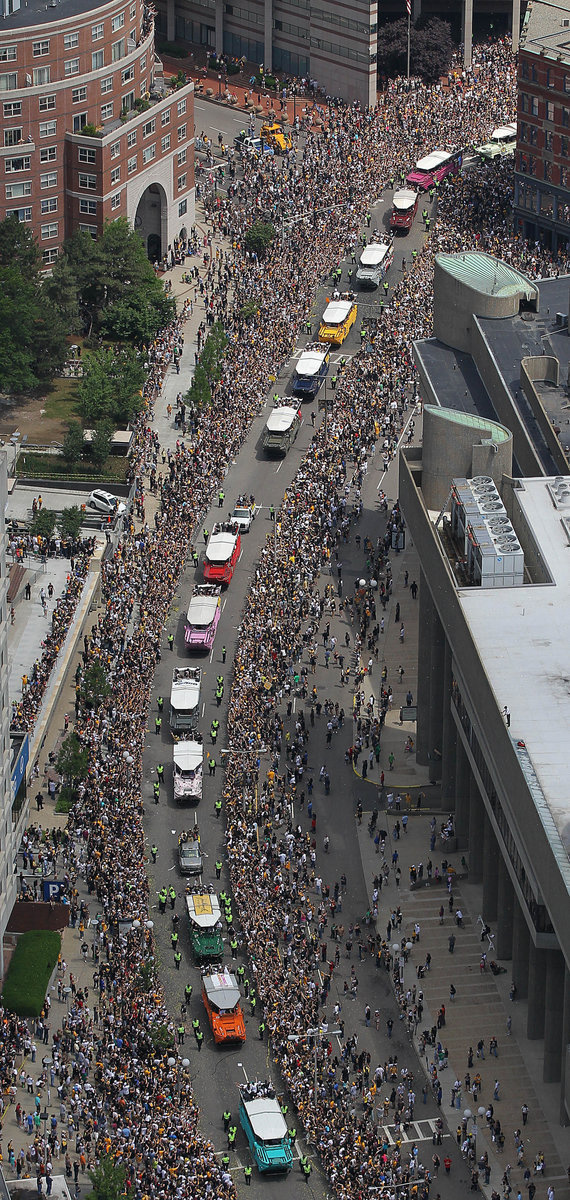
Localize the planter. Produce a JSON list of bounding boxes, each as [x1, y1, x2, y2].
[[205, 87, 213, 97]]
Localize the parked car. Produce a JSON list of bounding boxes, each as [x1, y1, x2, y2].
[[87, 489, 127, 516]]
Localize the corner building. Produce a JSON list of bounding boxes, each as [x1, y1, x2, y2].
[[0, 0, 194, 265]]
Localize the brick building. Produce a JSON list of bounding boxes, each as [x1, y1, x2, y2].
[[515, 0, 570, 252], [0, 0, 195, 266]]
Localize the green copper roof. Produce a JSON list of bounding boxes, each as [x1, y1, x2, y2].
[[424, 404, 511, 442], [436, 252, 539, 302]]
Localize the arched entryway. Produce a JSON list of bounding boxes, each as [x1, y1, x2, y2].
[[134, 182, 167, 262]]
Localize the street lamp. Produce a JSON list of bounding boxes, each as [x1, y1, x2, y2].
[[288, 1025, 342, 1107], [463, 1106, 484, 1158], [218, 73, 222, 98]]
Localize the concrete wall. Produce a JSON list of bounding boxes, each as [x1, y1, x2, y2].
[[399, 450, 570, 969], [520, 356, 569, 476], [470, 319, 545, 477], [421, 406, 513, 511], [433, 256, 529, 353]]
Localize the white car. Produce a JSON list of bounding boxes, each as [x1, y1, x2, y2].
[[231, 503, 255, 532], [88, 489, 127, 516]]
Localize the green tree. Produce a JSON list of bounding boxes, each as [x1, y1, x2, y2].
[[43, 256, 80, 332], [63, 422, 84, 470], [186, 364, 211, 409], [377, 15, 454, 82], [0, 215, 41, 277], [200, 321, 227, 383], [81, 661, 110, 710], [0, 267, 66, 395], [90, 421, 113, 469], [59, 506, 83, 539], [32, 509, 57, 541], [55, 732, 88, 790], [244, 221, 276, 258], [79, 348, 144, 428], [107, 349, 145, 425], [61, 219, 175, 341], [78, 350, 114, 426], [86, 1156, 126, 1200]]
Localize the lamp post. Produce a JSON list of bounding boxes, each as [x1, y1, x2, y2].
[[218, 73, 222, 98], [168, 1055, 191, 1097], [288, 1025, 342, 1107], [463, 1106, 484, 1158]]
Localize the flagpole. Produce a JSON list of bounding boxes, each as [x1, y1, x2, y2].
[[407, 4, 411, 81]]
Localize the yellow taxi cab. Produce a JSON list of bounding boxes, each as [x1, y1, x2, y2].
[[260, 122, 292, 152], [319, 298, 357, 345]]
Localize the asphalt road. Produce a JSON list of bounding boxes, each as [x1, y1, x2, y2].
[[140, 101, 468, 1200]]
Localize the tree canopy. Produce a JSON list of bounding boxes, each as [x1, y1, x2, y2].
[[54, 219, 175, 340], [244, 221, 276, 258], [78, 347, 145, 428], [0, 219, 67, 395], [377, 17, 455, 84]]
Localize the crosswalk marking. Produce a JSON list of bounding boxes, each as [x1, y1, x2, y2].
[[374, 1117, 451, 1145]]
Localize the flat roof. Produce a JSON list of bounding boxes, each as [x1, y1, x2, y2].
[[173, 741, 202, 771], [206, 530, 237, 562], [170, 685, 200, 711], [393, 188, 417, 210], [413, 151, 453, 170], [459, 476, 570, 880], [266, 407, 298, 432], [242, 1097, 287, 1141], [0, 0, 110, 30], [186, 589, 220, 625], [359, 244, 391, 266], [186, 892, 221, 926], [203, 971, 241, 1008], [296, 348, 328, 375], [321, 300, 354, 324]]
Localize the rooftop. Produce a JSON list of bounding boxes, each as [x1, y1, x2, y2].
[[521, 0, 570, 61], [436, 251, 539, 301], [1, 0, 118, 32], [459, 476, 570, 876]]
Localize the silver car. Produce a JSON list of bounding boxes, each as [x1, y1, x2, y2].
[[178, 840, 203, 876]]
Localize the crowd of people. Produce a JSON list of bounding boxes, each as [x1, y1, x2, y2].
[[2, 32, 565, 1200]]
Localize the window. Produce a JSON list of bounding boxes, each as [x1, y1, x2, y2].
[[140, 54, 146, 70], [0, 73, 17, 91], [40, 147, 56, 162], [7, 207, 32, 222], [161, 108, 170, 126], [5, 181, 31, 198], [78, 172, 97, 189], [110, 192, 121, 209], [142, 143, 155, 164], [518, 152, 536, 176], [39, 120, 57, 137], [544, 160, 553, 182], [5, 156, 30, 172], [101, 102, 113, 121], [127, 128, 137, 147], [101, 76, 113, 94], [178, 199, 187, 217], [33, 40, 50, 56], [78, 146, 96, 162], [177, 172, 186, 190], [545, 130, 554, 152], [546, 67, 555, 88], [142, 118, 155, 137], [41, 222, 58, 239], [0, 47, 16, 62], [112, 12, 125, 31], [561, 166, 569, 188], [39, 94, 56, 111], [92, 50, 104, 70], [3, 101, 21, 116], [563, 107, 570, 127], [110, 140, 121, 158], [32, 67, 50, 85], [72, 86, 87, 103], [127, 154, 137, 173], [161, 134, 171, 152], [64, 31, 79, 49], [130, 2, 136, 17], [40, 196, 57, 213], [112, 39, 125, 61], [121, 65, 134, 84], [73, 113, 88, 133], [79, 224, 97, 237], [177, 147, 186, 165], [4, 127, 21, 146], [40, 171, 57, 188], [111, 165, 120, 184], [562, 136, 569, 157], [42, 248, 58, 264], [178, 123, 186, 142], [532, 96, 539, 116], [64, 58, 80, 76], [123, 90, 135, 112], [79, 198, 97, 213], [92, 23, 104, 40], [547, 100, 555, 122], [177, 97, 186, 115]]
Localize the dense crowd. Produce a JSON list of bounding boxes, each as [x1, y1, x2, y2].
[[2, 33, 564, 1200]]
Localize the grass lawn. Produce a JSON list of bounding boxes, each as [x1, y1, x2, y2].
[[42, 376, 82, 427], [2, 929, 61, 1017]]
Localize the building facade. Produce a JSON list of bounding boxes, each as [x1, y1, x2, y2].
[[159, 0, 379, 108], [515, 0, 570, 252], [0, 0, 195, 265]]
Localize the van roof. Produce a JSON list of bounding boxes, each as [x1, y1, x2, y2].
[[321, 300, 354, 324], [359, 243, 391, 266], [266, 406, 298, 433]]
